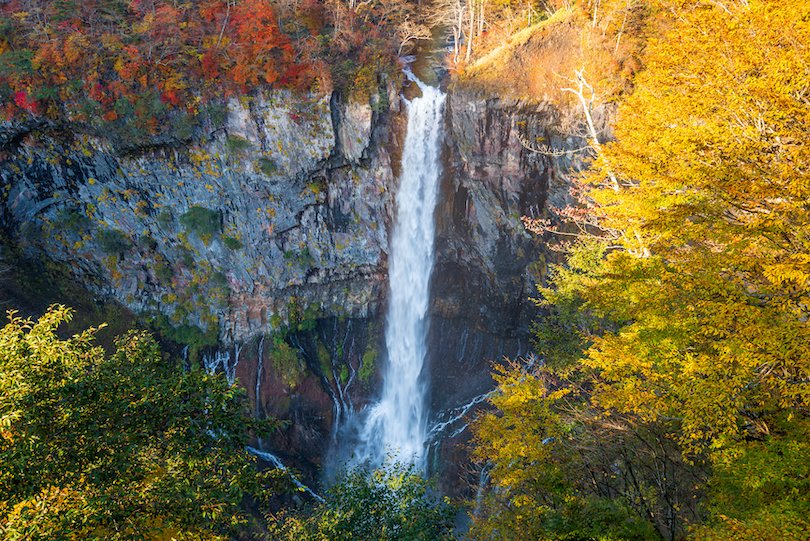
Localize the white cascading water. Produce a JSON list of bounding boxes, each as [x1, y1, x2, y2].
[[355, 73, 446, 469]]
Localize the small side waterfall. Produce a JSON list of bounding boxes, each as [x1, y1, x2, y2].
[[203, 344, 240, 385], [255, 335, 265, 418], [355, 74, 446, 469], [248, 446, 324, 503]]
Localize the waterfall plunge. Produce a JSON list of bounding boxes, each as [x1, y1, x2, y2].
[[355, 75, 446, 470]]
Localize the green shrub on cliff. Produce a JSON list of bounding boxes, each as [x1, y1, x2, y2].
[[225, 134, 252, 154], [359, 345, 377, 383], [270, 335, 305, 390], [256, 157, 278, 176], [0, 305, 277, 540], [97, 228, 132, 255], [53, 208, 92, 233], [222, 235, 243, 250], [180, 206, 221, 242], [151, 313, 218, 362]]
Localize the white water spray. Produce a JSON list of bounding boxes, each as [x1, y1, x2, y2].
[[203, 345, 240, 386], [248, 446, 324, 502], [355, 74, 445, 469]]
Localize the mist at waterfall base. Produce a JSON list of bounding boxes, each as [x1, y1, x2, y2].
[[329, 74, 446, 475]]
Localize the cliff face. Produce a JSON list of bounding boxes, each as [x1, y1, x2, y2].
[[429, 86, 608, 406], [0, 79, 608, 481], [427, 84, 612, 488], [1, 91, 396, 342], [1, 87, 405, 471]]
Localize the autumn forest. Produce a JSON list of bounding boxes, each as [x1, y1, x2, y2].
[[0, 0, 808, 540]]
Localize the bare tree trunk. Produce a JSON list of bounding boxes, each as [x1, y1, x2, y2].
[[465, 0, 475, 62], [216, 0, 232, 48], [453, 12, 461, 65], [561, 69, 619, 193], [615, 3, 629, 54], [562, 70, 651, 256]]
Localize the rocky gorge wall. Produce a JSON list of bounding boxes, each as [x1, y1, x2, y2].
[[1, 89, 395, 342], [0, 77, 610, 485], [1, 86, 402, 471], [427, 83, 613, 488]]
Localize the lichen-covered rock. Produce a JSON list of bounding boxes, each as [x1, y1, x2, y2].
[[224, 92, 334, 178], [0, 90, 394, 345], [337, 101, 374, 163]]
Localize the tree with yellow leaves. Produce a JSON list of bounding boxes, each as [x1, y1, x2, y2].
[[474, 0, 810, 538], [580, 0, 810, 452]]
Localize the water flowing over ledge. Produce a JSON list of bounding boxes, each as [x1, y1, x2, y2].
[[354, 74, 446, 470]]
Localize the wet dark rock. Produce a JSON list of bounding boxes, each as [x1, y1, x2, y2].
[[425, 84, 613, 494]]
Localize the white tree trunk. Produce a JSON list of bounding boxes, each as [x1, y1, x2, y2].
[[561, 69, 619, 193]]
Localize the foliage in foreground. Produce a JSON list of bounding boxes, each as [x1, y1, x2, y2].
[[269, 466, 456, 541], [473, 0, 810, 539], [472, 338, 695, 540], [0, 305, 276, 540]]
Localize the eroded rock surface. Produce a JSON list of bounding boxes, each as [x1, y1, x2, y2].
[[1, 91, 393, 342], [427, 83, 613, 492]]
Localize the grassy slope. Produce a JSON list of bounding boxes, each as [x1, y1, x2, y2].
[[456, 6, 644, 106], [457, 9, 583, 102]]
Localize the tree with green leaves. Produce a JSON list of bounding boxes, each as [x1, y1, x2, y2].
[[269, 466, 456, 541], [0, 305, 277, 540]]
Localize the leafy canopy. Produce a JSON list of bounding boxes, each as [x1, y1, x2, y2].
[[578, 0, 810, 452], [473, 0, 810, 539], [269, 466, 456, 541], [0, 305, 276, 540]]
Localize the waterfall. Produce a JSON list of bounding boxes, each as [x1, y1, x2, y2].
[[203, 348, 238, 385], [247, 446, 324, 503], [355, 73, 446, 469], [426, 390, 495, 443], [255, 335, 265, 418]]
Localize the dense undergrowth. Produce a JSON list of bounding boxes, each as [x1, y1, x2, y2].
[[0, 306, 278, 539], [0, 306, 453, 540]]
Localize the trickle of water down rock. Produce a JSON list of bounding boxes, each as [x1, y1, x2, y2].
[[355, 74, 446, 470]]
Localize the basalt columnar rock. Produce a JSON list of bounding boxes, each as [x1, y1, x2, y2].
[[1, 90, 394, 343], [429, 84, 612, 411]]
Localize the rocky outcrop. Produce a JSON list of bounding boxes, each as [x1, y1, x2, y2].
[[429, 86, 596, 408], [426, 82, 613, 491], [1, 90, 395, 343], [1, 88, 401, 477]]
